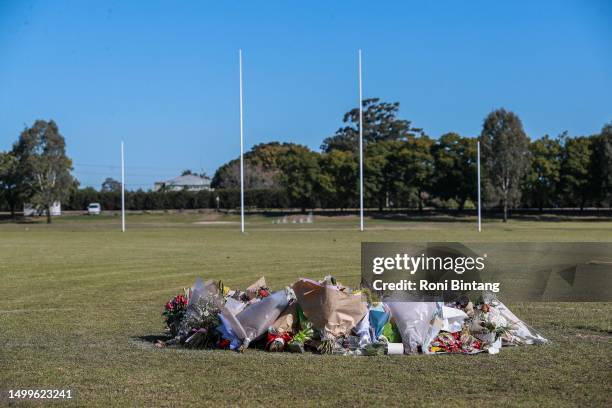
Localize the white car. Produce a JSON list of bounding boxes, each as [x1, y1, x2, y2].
[[87, 203, 102, 215]]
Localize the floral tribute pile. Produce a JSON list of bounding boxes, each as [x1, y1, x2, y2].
[[156, 276, 547, 355]]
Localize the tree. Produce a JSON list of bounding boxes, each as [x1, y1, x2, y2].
[[385, 135, 435, 210], [364, 140, 395, 210], [101, 177, 122, 193], [321, 98, 422, 153], [431, 133, 477, 209], [278, 145, 321, 211], [181, 169, 208, 178], [560, 134, 594, 210], [0, 151, 19, 216], [522, 135, 562, 210], [211, 142, 298, 189], [318, 150, 358, 209], [480, 109, 530, 222], [591, 123, 612, 206], [12, 120, 75, 223]]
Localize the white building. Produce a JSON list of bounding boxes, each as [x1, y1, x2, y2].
[[153, 174, 212, 192], [23, 201, 61, 216]]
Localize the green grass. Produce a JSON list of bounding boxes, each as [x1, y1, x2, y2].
[[1, 214, 610, 407]]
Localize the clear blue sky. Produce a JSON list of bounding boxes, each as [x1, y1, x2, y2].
[[0, 1, 610, 190]]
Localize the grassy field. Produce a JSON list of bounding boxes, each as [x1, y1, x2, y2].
[[1, 213, 611, 407]]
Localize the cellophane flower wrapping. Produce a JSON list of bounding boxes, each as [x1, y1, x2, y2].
[[386, 302, 438, 354], [369, 303, 390, 339], [177, 279, 223, 346], [221, 287, 295, 348], [353, 311, 372, 348]]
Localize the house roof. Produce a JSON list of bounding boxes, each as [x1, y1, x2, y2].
[[159, 174, 211, 186]]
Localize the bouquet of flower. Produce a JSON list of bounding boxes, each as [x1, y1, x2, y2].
[[316, 333, 335, 355], [362, 342, 386, 356], [287, 305, 313, 353], [163, 293, 189, 337], [471, 301, 510, 346], [428, 329, 483, 354], [177, 281, 223, 348], [266, 329, 293, 352]]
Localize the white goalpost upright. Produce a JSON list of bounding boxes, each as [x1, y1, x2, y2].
[[121, 140, 126, 233], [239, 49, 245, 233], [477, 140, 481, 232], [358, 49, 364, 232]]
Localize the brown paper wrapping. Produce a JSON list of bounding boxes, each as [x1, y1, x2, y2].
[[292, 278, 367, 337], [271, 303, 298, 333]]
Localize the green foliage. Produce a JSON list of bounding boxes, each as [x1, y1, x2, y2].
[[278, 145, 321, 211], [321, 98, 423, 153], [101, 177, 121, 193], [431, 133, 477, 210], [0, 151, 19, 214], [207, 103, 608, 213], [318, 150, 358, 208], [522, 135, 562, 209], [65, 188, 292, 211], [385, 136, 435, 209], [590, 123, 612, 206], [211, 142, 300, 189], [560, 134, 593, 210], [364, 141, 394, 209], [11, 120, 76, 223]]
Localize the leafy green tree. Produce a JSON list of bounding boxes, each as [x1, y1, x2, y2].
[[559, 133, 593, 210], [211, 142, 299, 189], [12, 120, 76, 223], [278, 145, 321, 211], [480, 109, 530, 222], [431, 133, 477, 210], [0, 151, 19, 216], [364, 140, 395, 210], [321, 98, 422, 153], [101, 177, 122, 193], [522, 135, 562, 210], [590, 123, 612, 206], [385, 136, 435, 210], [318, 150, 358, 209]]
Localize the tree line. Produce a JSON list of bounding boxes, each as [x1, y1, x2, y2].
[[1, 103, 611, 222], [212, 100, 611, 221]]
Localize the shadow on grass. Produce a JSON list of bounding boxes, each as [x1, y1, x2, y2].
[[132, 334, 272, 351], [134, 334, 171, 344], [370, 213, 475, 223], [0, 214, 40, 224], [253, 209, 612, 223]]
